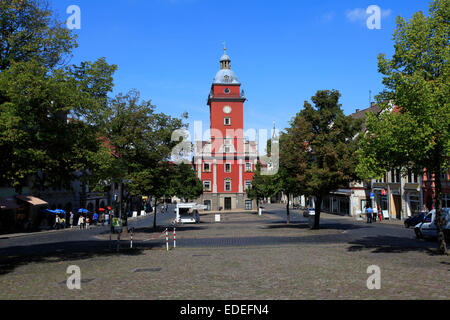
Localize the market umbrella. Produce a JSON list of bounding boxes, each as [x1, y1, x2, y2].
[[78, 208, 89, 214], [42, 209, 58, 214], [98, 208, 106, 212]]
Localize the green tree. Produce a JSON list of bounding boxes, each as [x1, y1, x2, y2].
[[92, 90, 186, 228], [275, 132, 304, 224], [169, 163, 203, 203], [127, 162, 173, 230], [0, 0, 76, 71], [246, 162, 278, 208], [0, 0, 117, 193], [356, 0, 449, 254], [287, 90, 362, 229]]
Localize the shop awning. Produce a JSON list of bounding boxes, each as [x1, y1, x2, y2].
[[330, 189, 352, 196], [15, 195, 48, 206], [0, 198, 20, 210]]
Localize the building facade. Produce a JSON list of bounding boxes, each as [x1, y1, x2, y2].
[[195, 51, 257, 212]]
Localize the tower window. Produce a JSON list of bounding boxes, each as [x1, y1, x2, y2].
[[225, 163, 232, 173], [224, 88, 230, 94], [224, 117, 231, 126]]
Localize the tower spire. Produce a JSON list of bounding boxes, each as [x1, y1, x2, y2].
[[220, 44, 231, 70]]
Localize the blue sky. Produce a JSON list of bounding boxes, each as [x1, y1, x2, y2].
[[51, 0, 432, 138]]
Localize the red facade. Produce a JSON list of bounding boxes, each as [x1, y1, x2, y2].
[[195, 51, 257, 211]]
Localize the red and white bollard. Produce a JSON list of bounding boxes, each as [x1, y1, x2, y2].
[[165, 228, 169, 251], [130, 228, 134, 249], [173, 227, 176, 248]]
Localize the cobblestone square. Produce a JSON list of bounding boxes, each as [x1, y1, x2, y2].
[[0, 206, 449, 300]]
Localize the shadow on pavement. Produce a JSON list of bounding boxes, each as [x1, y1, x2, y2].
[[0, 240, 160, 276], [129, 225, 208, 234], [264, 221, 369, 231], [263, 222, 310, 230], [347, 236, 440, 255]]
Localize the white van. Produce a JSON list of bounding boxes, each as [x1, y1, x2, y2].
[[414, 208, 450, 240], [175, 203, 207, 224]]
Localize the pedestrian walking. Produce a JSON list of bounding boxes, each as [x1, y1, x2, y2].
[[78, 215, 84, 229], [372, 207, 378, 223], [366, 206, 373, 224], [54, 215, 61, 230], [60, 217, 66, 229], [69, 212, 74, 228], [93, 212, 98, 226], [86, 216, 90, 229]]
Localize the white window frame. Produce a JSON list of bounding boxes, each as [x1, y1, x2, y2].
[[224, 179, 232, 191], [203, 163, 211, 173], [203, 181, 211, 192], [225, 163, 232, 173], [224, 117, 231, 126]]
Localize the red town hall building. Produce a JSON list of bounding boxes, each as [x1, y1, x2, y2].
[[194, 50, 258, 212]]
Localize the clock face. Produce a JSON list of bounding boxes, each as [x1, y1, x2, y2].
[[223, 106, 232, 114]]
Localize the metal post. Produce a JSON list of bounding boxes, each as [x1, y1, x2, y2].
[[165, 228, 169, 251], [130, 228, 134, 249], [173, 227, 176, 248]]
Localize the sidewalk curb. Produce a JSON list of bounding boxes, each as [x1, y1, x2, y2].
[[0, 215, 153, 240]]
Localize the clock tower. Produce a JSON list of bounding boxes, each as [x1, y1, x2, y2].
[[195, 50, 257, 212]]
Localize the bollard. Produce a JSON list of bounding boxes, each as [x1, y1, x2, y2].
[[130, 228, 134, 249], [173, 227, 176, 248], [165, 228, 169, 251]]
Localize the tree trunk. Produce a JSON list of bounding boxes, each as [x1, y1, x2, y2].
[[153, 198, 158, 230], [313, 195, 322, 230], [434, 165, 447, 255], [122, 183, 130, 234], [286, 194, 290, 225]]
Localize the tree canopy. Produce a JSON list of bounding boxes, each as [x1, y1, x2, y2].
[[356, 0, 449, 254]]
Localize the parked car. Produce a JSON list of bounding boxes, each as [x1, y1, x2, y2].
[[414, 208, 450, 241], [404, 212, 427, 228], [303, 208, 316, 218]]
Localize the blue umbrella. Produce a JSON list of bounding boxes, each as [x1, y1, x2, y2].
[[42, 209, 58, 214], [78, 208, 89, 214], [55, 209, 66, 214]]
